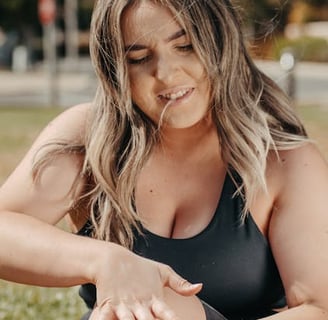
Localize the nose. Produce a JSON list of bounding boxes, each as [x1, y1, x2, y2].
[[154, 53, 178, 83]]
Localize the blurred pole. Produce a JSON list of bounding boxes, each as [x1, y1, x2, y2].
[[39, 0, 58, 107], [64, 0, 79, 65], [43, 22, 58, 106], [280, 48, 296, 104]]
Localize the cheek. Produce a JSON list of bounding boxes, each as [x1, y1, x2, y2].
[[188, 65, 210, 97], [129, 73, 143, 103], [129, 69, 155, 105], [130, 79, 154, 116], [129, 68, 146, 92], [193, 66, 211, 97], [197, 63, 211, 91], [195, 65, 208, 84]]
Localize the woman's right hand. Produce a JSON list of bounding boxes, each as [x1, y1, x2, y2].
[[90, 243, 202, 319]]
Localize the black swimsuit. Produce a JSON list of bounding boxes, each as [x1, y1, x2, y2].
[[78, 173, 286, 319]]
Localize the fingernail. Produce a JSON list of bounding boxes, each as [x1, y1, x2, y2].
[[189, 282, 203, 288]]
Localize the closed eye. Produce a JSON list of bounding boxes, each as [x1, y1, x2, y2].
[[176, 44, 193, 52], [176, 44, 194, 52], [127, 55, 152, 65]]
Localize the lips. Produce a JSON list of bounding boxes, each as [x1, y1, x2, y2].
[[157, 88, 194, 101]]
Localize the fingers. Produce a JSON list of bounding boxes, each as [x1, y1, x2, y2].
[[132, 302, 154, 320], [90, 301, 115, 320], [92, 299, 179, 320], [151, 296, 179, 320], [159, 264, 203, 296], [116, 304, 135, 320]]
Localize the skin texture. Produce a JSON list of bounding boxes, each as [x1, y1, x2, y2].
[[0, 1, 328, 320]]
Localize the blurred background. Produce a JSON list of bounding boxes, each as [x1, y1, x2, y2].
[[0, 0, 327, 319]]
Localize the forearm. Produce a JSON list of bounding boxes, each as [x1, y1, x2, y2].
[[0, 210, 111, 287], [260, 304, 328, 319]]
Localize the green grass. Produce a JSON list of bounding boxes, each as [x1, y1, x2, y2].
[[0, 282, 87, 320], [0, 107, 63, 183], [297, 104, 328, 157], [298, 104, 328, 128], [0, 105, 327, 319], [0, 107, 62, 151]]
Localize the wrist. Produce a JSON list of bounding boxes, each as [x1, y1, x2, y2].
[[86, 239, 131, 285]]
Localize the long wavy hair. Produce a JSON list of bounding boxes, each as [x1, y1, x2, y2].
[[34, 0, 308, 248]]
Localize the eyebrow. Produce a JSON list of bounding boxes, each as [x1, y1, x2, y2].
[[166, 29, 186, 42], [124, 29, 186, 52]]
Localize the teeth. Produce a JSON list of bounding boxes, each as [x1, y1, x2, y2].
[[161, 89, 190, 100]]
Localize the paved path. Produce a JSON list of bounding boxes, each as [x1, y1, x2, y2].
[[0, 70, 96, 108], [257, 60, 328, 106], [0, 59, 327, 108]]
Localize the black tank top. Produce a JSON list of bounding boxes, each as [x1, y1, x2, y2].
[[78, 173, 286, 319]]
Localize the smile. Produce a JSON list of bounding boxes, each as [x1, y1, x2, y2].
[[158, 88, 193, 101]]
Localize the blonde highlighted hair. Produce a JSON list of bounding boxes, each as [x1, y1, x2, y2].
[[34, 0, 307, 248]]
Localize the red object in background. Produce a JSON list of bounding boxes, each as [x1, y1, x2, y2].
[[38, 0, 56, 25]]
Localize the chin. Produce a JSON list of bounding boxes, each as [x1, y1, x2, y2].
[[162, 114, 210, 130]]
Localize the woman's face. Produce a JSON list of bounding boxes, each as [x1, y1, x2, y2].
[[121, 1, 211, 129]]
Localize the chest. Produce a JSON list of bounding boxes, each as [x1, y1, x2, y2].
[[133, 178, 285, 318], [135, 155, 226, 239]]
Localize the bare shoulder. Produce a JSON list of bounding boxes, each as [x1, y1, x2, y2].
[[272, 142, 328, 198], [39, 102, 92, 145], [267, 142, 328, 224], [278, 142, 327, 170]]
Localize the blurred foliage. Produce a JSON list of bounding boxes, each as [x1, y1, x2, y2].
[[239, 0, 326, 37], [0, 0, 39, 31], [0, 0, 94, 35], [272, 36, 328, 62], [0, 0, 326, 34], [238, 0, 292, 36], [0, 0, 327, 62], [0, 0, 94, 62], [307, 0, 328, 6]]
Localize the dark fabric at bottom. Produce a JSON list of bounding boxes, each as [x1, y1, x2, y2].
[[81, 310, 92, 320], [202, 300, 228, 320], [80, 301, 227, 320]]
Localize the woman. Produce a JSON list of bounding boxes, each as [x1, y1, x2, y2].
[[0, 0, 328, 319]]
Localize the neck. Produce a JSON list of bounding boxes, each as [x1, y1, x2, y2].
[[155, 116, 220, 161]]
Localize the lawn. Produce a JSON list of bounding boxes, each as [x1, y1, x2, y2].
[[0, 105, 327, 319], [298, 104, 328, 157], [0, 107, 62, 183]]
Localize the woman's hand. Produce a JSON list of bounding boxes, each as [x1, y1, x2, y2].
[[90, 244, 202, 319]]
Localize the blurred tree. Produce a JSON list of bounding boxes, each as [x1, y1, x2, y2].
[[0, 0, 325, 35], [0, 0, 39, 31], [0, 0, 94, 33], [0, 0, 325, 61], [0, 0, 94, 60], [307, 0, 328, 6], [235, 0, 293, 58], [1, 0, 325, 37], [238, 0, 292, 38], [79, 0, 94, 29], [0, 0, 41, 65], [289, 0, 328, 23]]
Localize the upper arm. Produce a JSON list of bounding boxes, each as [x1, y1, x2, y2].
[[269, 143, 328, 310], [0, 103, 91, 225]]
